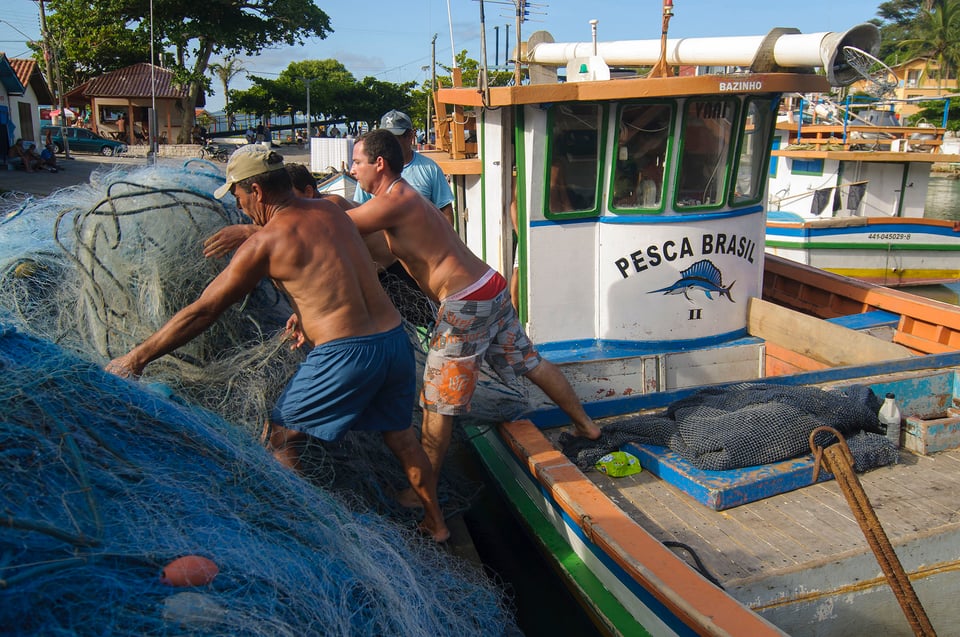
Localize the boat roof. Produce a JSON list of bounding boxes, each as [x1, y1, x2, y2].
[[438, 72, 831, 108]]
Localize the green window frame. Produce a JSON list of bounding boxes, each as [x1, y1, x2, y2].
[[544, 103, 605, 220]]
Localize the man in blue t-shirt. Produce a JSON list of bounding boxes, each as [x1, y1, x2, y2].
[[353, 110, 454, 225]]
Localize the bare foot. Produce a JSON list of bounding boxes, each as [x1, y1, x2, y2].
[[396, 487, 424, 509], [572, 420, 602, 440], [418, 519, 451, 544]]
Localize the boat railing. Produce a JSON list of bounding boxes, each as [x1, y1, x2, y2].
[[778, 122, 949, 153], [768, 179, 869, 211]]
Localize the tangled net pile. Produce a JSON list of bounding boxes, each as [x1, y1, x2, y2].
[[0, 323, 517, 635], [0, 159, 499, 513], [0, 159, 520, 635]]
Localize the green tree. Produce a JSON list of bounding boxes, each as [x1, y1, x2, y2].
[[275, 60, 356, 134], [874, 0, 926, 62], [41, 0, 332, 142], [209, 56, 247, 129], [896, 0, 960, 93], [343, 77, 415, 133], [28, 5, 150, 89], [231, 77, 286, 128]]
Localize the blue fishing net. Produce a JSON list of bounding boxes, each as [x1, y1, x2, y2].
[[0, 322, 517, 636], [0, 159, 518, 635]]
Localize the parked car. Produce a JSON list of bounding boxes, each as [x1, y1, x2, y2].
[[41, 126, 127, 156]]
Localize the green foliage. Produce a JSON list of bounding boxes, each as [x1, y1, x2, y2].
[[904, 99, 960, 129], [28, 1, 150, 89], [875, 0, 926, 61], [41, 0, 333, 141], [894, 0, 960, 93], [231, 59, 414, 135]]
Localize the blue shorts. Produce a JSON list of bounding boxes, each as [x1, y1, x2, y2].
[[271, 324, 415, 441]]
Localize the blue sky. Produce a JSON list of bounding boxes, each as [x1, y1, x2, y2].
[[2, 0, 886, 112]]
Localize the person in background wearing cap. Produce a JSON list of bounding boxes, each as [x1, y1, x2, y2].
[[106, 145, 450, 543], [355, 110, 454, 226], [348, 130, 602, 509]]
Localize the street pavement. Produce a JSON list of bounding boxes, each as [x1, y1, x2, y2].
[[0, 145, 311, 197]]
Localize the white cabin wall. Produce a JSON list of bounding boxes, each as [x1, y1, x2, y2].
[[457, 110, 511, 278], [522, 105, 599, 345], [479, 108, 513, 277], [899, 169, 930, 219], [460, 172, 485, 258], [769, 156, 841, 218]]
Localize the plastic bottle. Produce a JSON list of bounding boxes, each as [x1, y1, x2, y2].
[[878, 392, 902, 448]]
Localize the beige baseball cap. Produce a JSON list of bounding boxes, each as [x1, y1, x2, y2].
[[214, 144, 285, 199]]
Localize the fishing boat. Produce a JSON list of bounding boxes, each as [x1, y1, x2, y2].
[[765, 96, 960, 287], [424, 5, 960, 635]]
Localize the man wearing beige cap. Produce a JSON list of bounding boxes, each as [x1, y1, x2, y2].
[[106, 145, 449, 542]]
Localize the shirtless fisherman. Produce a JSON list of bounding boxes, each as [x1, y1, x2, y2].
[[347, 130, 602, 506], [106, 145, 448, 542]]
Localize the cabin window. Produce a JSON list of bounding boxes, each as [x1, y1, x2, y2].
[[676, 98, 737, 210], [545, 104, 603, 218], [790, 158, 824, 176], [611, 103, 672, 212], [731, 97, 776, 205]]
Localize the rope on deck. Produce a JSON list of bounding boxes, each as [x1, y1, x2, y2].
[[810, 427, 937, 637]]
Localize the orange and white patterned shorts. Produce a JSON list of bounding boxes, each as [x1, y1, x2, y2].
[[421, 283, 541, 415]]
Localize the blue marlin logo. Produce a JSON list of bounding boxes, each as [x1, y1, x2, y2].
[[648, 259, 735, 302]]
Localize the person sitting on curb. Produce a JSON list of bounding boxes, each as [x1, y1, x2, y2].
[[10, 139, 41, 173]]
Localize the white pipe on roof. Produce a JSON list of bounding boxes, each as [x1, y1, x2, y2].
[[525, 24, 880, 86]]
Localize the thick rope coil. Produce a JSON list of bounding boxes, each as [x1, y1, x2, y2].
[[810, 426, 937, 637]]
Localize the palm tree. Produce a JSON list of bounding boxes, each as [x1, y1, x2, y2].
[[898, 0, 960, 94], [209, 56, 247, 130]]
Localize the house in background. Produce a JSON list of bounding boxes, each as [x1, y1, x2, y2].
[[10, 57, 55, 144], [64, 62, 203, 146], [1, 52, 54, 166], [848, 56, 958, 121]]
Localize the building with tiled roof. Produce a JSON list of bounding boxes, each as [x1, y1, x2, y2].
[[64, 62, 204, 146], [1, 53, 51, 167]]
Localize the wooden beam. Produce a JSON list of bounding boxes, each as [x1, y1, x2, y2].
[[748, 297, 913, 367]]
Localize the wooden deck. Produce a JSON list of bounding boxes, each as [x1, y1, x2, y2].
[[544, 424, 960, 627]]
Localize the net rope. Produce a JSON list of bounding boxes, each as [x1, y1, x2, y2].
[[560, 382, 900, 473]]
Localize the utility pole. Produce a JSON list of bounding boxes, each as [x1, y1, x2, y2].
[[430, 34, 437, 146], [505, 24, 511, 81], [303, 77, 313, 139], [513, 0, 524, 86], [36, 0, 71, 158]]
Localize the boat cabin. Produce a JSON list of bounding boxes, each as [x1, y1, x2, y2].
[[429, 24, 877, 397]]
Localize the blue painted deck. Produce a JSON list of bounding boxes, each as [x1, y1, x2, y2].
[[622, 442, 830, 510]]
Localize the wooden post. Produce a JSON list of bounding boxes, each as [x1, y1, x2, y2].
[[648, 0, 674, 79]]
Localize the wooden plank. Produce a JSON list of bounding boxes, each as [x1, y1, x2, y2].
[[555, 426, 960, 593], [747, 297, 914, 366]]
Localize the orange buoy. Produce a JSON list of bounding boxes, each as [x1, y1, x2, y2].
[[160, 555, 219, 587]]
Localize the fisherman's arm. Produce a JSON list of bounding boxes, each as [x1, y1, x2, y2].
[[107, 242, 269, 377], [346, 194, 405, 235], [203, 224, 259, 258], [439, 203, 454, 226]]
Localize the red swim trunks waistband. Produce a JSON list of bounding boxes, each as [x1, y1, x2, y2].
[[445, 269, 507, 302]]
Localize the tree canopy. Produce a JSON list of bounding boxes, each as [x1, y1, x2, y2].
[[40, 0, 333, 141], [231, 60, 413, 136]]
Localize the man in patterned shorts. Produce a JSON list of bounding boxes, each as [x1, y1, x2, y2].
[[348, 129, 601, 507]]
